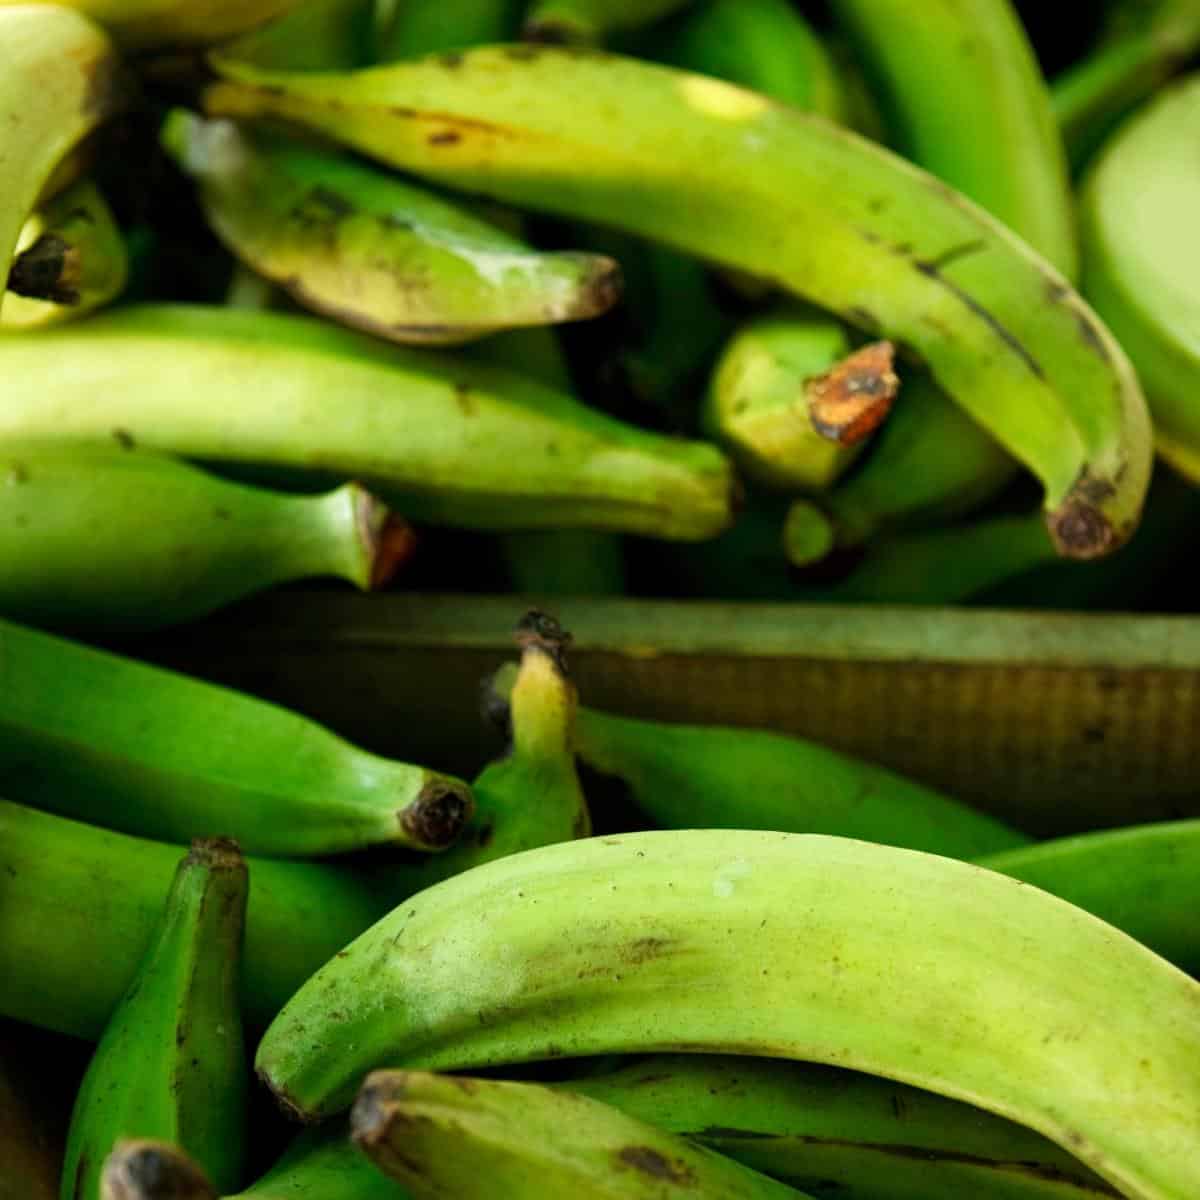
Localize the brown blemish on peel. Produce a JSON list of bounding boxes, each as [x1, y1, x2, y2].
[[428, 130, 461, 146], [807, 341, 899, 445], [514, 609, 572, 673], [616, 1146, 696, 1185]]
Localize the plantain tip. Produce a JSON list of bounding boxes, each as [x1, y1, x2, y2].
[[356, 487, 418, 590], [101, 1140, 216, 1200], [401, 781, 474, 850], [350, 1071, 411, 1146], [1047, 471, 1123, 559], [807, 340, 899, 445], [185, 836, 244, 871], [515, 610, 572, 673]]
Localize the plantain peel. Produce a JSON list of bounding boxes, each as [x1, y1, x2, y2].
[[1, 7, 126, 319], [205, 45, 1153, 558]]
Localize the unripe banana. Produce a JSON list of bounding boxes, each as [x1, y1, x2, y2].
[[659, 0, 846, 123], [567, 1056, 1114, 1200], [216, 0, 374, 72], [1053, 0, 1200, 170], [0, 446, 415, 632], [0, 304, 734, 540], [352, 1069, 805, 1199], [524, 0, 695, 43], [782, 370, 1018, 565], [701, 313, 898, 492], [1078, 74, 1200, 483], [162, 112, 622, 346], [3, 179, 127, 329], [375, 0, 522, 61], [101, 1142, 216, 1200], [979, 819, 1200, 976], [63, 839, 248, 1200], [0, 799, 390, 1039], [487, 664, 1028, 857], [826, 0, 1076, 278], [204, 47, 1152, 558], [0, 615, 472, 857], [0, 7, 125, 317], [0, 0, 305, 49], [384, 611, 590, 897], [788, 508, 1059, 604], [255, 830, 1200, 1200]]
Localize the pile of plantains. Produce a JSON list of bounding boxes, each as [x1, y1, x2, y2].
[[2, 2, 1199, 1199]]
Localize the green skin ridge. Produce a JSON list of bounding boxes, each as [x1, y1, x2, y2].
[[0, 304, 733, 539], [63, 841, 248, 1200], [567, 1056, 1115, 1200], [256, 830, 1200, 1200], [203, 46, 1151, 559], [1078, 73, 1200, 483], [162, 112, 622, 346], [523, 0, 695, 43], [0, 616, 473, 857], [0, 799, 392, 1040], [826, 0, 1077, 279], [0, 8, 123, 318], [701, 307, 863, 493], [3, 178, 128, 329], [0, 446, 394, 633], [352, 1069, 804, 1199]]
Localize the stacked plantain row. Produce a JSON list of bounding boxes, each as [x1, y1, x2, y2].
[[2, 3, 1200, 1200]]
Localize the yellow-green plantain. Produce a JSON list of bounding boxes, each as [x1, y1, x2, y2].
[[0, 445, 415, 632], [256, 830, 1200, 1200], [1078, 74, 1200, 483], [3, 179, 127, 329], [101, 1142, 216, 1200], [658, 0, 846, 123], [0, 0, 306, 50], [702, 311, 897, 492], [0, 800, 391, 1039], [0, 7, 125, 319], [523, 0, 696, 43], [487, 661, 1028, 857], [567, 1056, 1115, 1200], [162, 112, 622, 346], [826, 0, 1076, 278], [1053, 0, 1200, 170], [0, 304, 733, 539], [203, 47, 1151, 558], [783, 371, 1018, 565], [0, 617, 472, 857], [352, 1069, 807, 1199], [383, 610, 590, 897], [63, 840, 248, 1200]]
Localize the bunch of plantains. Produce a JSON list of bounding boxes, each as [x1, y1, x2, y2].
[[2, 3, 1200, 1200]]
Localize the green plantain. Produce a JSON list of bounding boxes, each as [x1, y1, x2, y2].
[[523, 0, 696, 43], [62, 840, 248, 1200], [204, 46, 1151, 557]]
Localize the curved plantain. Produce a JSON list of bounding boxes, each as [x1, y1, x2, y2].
[[255, 830, 1200, 1200], [162, 112, 622, 345], [1078, 73, 1200, 482], [524, 0, 696, 43], [352, 1068, 805, 1199], [204, 46, 1151, 558], [0, 304, 734, 540]]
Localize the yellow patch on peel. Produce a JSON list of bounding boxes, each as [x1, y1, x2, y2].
[[678, 75, 769, 122]]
